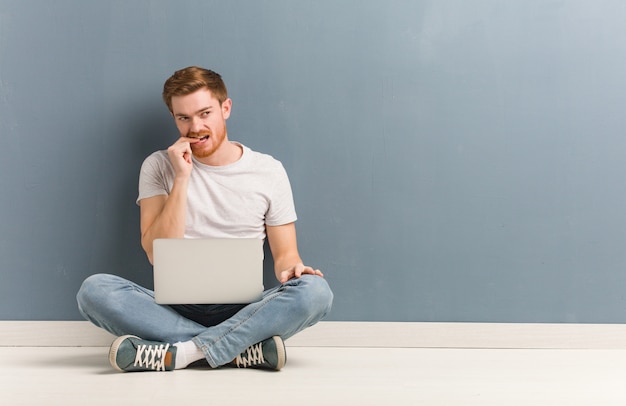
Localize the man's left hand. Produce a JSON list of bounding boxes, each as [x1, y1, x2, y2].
[[279, 263, 324, 284]]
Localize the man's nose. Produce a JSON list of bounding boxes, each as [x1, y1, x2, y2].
[[190, 117, 203, 132]]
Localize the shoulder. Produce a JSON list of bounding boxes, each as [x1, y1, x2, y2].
[[241, 144, 285, 171], [141, 150, 172, 172], [142, 150, 169, 165]]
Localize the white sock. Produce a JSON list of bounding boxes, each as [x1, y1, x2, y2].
[[173, 340, 205, 369]]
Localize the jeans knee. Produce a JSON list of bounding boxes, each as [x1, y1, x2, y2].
[[296, 275, 334, 321], [76, 273, 123, 317]]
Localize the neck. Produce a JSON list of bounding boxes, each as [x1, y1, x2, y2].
[[195, 140, 242, 166]]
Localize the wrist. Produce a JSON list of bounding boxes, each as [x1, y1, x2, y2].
[[173, 174, 190, 185]]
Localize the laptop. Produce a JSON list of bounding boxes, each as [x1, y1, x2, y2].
[[152, 238, 264, 305]]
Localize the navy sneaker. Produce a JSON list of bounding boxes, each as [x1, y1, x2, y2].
[[109, 335, 176, 372], [233, 336, 286, 371]]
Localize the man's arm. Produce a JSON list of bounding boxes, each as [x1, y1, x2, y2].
[[139, 178, 188, 264], [140, 138, 196, 264], [266, 222, 324, 283]]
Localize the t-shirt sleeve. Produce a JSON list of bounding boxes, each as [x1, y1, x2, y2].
[[136, 152, 171, 205], [265, 163, 298, 226]]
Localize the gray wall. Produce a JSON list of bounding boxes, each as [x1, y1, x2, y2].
[[2, 0, 626, 322]]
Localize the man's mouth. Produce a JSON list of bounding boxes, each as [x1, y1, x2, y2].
[[190, 134, 210, 142]]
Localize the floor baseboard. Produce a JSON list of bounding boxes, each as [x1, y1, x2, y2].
[[2, 321, 626, 348]]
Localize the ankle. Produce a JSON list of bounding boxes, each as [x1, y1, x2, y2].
[[174, 340, 205, 369]]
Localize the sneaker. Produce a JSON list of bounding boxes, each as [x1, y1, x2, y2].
[[109, 335, 177, 372], [234, 336, 286, 371]]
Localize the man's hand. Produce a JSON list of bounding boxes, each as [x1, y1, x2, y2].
[[278, 263, 324, 284], [167, 137, 200, 179]]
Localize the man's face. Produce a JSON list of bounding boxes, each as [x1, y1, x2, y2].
[[170, 88, 232, 159]]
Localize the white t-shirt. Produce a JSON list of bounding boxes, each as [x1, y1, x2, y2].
[[137, 143, 297, 240]]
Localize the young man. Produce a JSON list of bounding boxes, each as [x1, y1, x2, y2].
[[76, 66, 333, 372]]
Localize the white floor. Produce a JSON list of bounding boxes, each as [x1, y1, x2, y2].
[[4, 346, 626, 405]]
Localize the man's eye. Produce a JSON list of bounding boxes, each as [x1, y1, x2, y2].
[[201, 111, 210, 117], [178, 117, 189, 122]]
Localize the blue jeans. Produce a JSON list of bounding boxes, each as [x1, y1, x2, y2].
[[76, 273, 333, 368]]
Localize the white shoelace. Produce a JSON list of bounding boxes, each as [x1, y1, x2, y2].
[[134, 343, 171, 371], [235, 343, 265, 368]]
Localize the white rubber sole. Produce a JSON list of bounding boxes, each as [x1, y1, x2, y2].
[[273, 336, 286, 370], [108, 335, 139, 372]]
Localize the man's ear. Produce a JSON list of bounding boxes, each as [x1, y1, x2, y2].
[[221, 98, 233, 119]]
